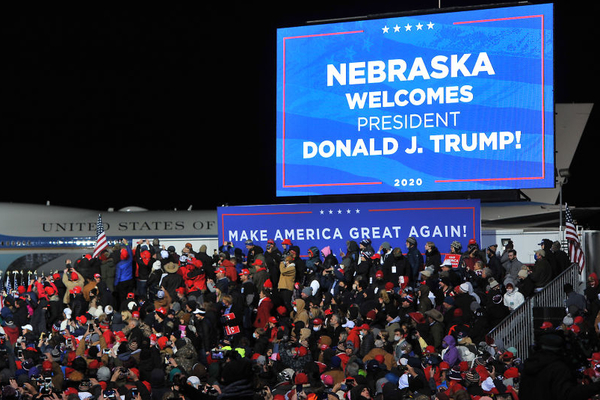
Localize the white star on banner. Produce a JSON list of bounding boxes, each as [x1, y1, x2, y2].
[[319, 208, 362, 216], [381, 21, 436, 34]]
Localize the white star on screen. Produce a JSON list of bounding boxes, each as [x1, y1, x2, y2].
[[380, 21, 436, 34]]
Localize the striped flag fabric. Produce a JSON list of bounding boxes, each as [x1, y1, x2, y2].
[[93, 214, 108, 258], [565, 205, 586, 273], [5, 272, 11, 294]]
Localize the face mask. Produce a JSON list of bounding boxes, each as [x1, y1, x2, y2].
[[313, 326, 321, 332], [394, 335, 401, 342], [293, 307, 298, 312], [506, 288, 513, 294]]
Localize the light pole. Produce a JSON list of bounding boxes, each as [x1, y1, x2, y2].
[[558, 168, 570, 229]]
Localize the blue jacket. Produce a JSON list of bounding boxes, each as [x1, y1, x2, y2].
[[114, 244, 134, 286]]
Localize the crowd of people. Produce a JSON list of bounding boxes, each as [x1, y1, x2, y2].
[[0, 236, 599, 400]]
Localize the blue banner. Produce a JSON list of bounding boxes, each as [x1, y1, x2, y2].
[[276, 4, 554, 197], [218, 199, 480, 258]]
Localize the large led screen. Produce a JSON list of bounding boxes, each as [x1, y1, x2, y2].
[[276, 3, 554, 197], [218, 199, 481, 258]]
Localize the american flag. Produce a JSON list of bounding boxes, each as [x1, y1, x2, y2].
[[5, 272, 11, 293], [565, 205, 586, 273], [93, 214, 108, 258]]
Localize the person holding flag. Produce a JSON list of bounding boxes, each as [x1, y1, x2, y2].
[[92, 213, 117, 290]]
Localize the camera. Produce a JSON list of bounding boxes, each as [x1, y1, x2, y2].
[[39, 385, 51, 395], [211, 350, 224, 359], [204, 384, 219, 396]]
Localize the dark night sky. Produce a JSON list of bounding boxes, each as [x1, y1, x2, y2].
[[0, 1, 596, 212]]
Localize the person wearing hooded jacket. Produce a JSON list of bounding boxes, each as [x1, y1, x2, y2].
[[287, 245, 305, 286], [388, 247, 411, 287], [341, 240, 360, 280], [416, 284, 433, 315], [503, 276, 525, 311], [98, 248, 116, 291], [440, 335, 459, 368], [305, 246, 321, 278], [291, 298, 309, 327]]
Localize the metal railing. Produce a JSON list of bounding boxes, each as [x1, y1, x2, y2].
[[486, 262, 583, 360]]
